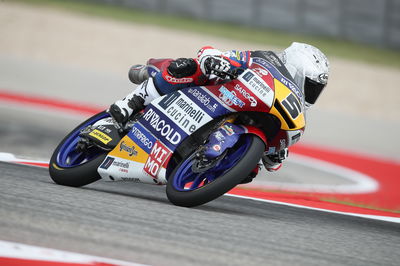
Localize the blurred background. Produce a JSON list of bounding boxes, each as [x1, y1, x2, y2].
[[99, 0, 400, 48]]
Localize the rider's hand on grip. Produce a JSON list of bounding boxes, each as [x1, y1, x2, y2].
[[200, 55, 232, 79]]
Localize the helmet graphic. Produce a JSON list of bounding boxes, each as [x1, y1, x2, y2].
[[279, 42, 330, 108]]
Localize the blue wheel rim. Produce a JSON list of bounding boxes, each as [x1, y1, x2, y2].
[[171, 135, 253, 192], [56, 113, 109, 168]]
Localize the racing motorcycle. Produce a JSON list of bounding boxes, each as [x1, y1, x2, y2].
[[49, 51, 305, 207]]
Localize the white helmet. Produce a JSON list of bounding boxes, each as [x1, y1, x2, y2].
[[279, 42, 329, 108]]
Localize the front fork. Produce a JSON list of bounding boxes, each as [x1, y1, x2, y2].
[[202, 122, 246, 159], [197, 122, 268, 174]]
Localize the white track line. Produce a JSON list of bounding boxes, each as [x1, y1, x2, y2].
[[0, 152, 48, 165], [226, 194, 400, 224], [0, 240, 147, 266]]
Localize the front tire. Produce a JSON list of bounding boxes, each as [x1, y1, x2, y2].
[[166, 134, 265, 207], [49, 111, 109, 187]]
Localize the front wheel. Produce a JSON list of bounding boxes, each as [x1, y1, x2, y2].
[[166, 134, 265, 207], [49, 111, 109, 187]]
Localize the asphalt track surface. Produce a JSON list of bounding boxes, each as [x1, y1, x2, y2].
[[1, 161, 400, 266]]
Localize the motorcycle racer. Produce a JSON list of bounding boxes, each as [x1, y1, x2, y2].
[[108, 42, 330, 181]]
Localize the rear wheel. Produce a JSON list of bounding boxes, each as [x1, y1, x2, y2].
[[166, 134, 265, 207], [49, 111, 109, 187]]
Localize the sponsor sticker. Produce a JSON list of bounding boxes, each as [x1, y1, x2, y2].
[[233, 83, 257, 107], [119, 141, 138, 157], [280, 139, 286, 150], [144, 140, 172, 178], [280, 77, 303, 101], [186, 88, 216, 112], [238, 69, 274, 107], [112, 160, 129, 169], [222, 124, 234, 136], [89, 129, 112, 144], [253, 67, 269, 77], [214, 131, 225, 141], [121, 177, 141, 182], [253, 57, 303, 100], [183, 87, 230, 118], [155, 91, 211, 134], [287, 130, 303, 146], [218, 86, 245, 108], [99, 156, 115, 169], [141, 107, 183, 148], [212, 144, 221, 152], [165, 75, 193, 83], [128, 123, 156, 154]]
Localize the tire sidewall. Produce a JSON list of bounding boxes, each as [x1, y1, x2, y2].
[[49, 111, 109, 187]]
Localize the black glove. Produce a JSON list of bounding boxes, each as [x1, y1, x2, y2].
[[167, 58, 198, 78]]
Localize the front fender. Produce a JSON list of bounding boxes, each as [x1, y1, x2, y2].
[[242, 125, 268, 148]]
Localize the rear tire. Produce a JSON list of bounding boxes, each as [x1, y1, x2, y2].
[[166, 135, 265, 207], [49, 111, 109, 187]]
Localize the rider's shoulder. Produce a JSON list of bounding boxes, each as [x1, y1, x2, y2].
[[250, 50, 296, 84]]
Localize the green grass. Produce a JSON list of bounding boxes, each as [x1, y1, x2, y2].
[[13, 0, 400, 68]]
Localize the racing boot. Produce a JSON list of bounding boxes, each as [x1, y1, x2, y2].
[[128, 64, 149, 84], [262, 148, 289, 172], [109, 78, 161, 124]]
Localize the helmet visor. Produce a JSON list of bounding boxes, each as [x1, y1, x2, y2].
[[304, 77, 326, 105]]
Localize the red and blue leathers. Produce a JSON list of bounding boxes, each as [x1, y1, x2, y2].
[[152, 46, 252, 95]]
